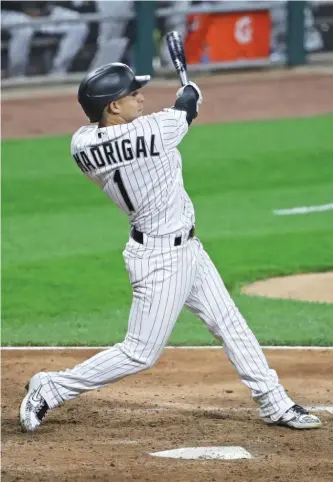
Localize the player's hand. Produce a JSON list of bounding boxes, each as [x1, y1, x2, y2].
[[176, 81, 203, 110]]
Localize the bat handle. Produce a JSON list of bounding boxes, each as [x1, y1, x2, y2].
[[179, 70, 189, 86]]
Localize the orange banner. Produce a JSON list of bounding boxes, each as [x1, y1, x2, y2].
[[185, 11, 271, 64]]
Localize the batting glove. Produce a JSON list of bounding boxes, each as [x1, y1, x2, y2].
[[176, 81, 203, 108]]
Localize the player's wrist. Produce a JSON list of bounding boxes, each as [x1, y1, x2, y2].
[[184, 85, 199, 101]]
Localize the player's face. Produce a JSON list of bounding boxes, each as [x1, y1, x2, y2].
[[118, 90, 145, 122]]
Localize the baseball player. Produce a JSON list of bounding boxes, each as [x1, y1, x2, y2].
[[20, 63, 321, 432], [2, 1, 88, 78], [91, 1, 190, 69]]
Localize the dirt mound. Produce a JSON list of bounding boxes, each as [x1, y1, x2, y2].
[[242, 272, 333, 303]]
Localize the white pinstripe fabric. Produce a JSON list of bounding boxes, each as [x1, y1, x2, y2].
[[41, 237, 199, 408], [42, 108, 297, 420], [40, 238, 293, 420], [184, 243, 294, 420], [70, 109, 194, 236]]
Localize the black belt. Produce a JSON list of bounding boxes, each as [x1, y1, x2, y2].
[[131, 226, 195, 246]]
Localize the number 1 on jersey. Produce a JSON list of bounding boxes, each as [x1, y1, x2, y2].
[[114, 169, 135, 212]]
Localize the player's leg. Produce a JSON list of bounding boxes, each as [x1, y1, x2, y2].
[[185, 242, 321, 428], [185, 241, 299, 420], [20, 238, 200, 431], [2, 11, 34, 77], [42, 7, 89, 74], [304, 5, 323, 52], [90, 0, 133, 69], [160, 1, 190, 66]]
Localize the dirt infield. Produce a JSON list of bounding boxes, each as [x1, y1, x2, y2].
[[242, 272, 333, 304], [2, 348, 333, 482], [2, 69, 333, 139], [2, 69, 333, 481]]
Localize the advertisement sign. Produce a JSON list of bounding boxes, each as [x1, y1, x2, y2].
[[185, 10, 271, 64]]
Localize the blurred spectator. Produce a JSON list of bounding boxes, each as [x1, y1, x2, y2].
[[90, 0, 191, 70], [1, 1, 34, 77], [1, 1, 89, 77], [37, 1, 89, 75], [159, 1, 191, 67], [90, 0, 133, 69], [270, 1, 324, 60]]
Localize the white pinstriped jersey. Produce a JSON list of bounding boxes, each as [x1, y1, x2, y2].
[[71, 109, 195, 235], [33, 103, 295, 424]]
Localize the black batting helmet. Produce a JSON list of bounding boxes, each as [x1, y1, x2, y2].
[[78, 63, 151, 123]]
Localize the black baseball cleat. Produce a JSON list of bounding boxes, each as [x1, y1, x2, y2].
[[20, 373, 49, 432], [263, 404, 321, 429]]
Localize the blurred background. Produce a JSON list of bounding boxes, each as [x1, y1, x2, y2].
[[2, 1, 333, 348], [1, 0, 333, 82]]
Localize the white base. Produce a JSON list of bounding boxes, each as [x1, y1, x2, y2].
[[149, 446, 253, 460]]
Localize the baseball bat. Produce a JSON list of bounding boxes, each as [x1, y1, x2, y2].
[[165, 31, 189, 86]]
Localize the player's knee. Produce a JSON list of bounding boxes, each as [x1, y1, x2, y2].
[[73, 23, 88, 41], [15, 26, 34, 39], [142, 354, 159, 370], [138, 358, 155, 371], [131, 352, 158, 371], [118, 342, 159, 371]]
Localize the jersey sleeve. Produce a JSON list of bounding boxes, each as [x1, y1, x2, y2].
[[154, 109, 188, 149]]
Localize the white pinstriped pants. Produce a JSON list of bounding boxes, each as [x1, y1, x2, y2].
[[41, 236, 293, 420]]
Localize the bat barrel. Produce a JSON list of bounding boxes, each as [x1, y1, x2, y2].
[[166, 31, 188, 86]]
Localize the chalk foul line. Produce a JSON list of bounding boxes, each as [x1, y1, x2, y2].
[[273, 203, 333, 216]]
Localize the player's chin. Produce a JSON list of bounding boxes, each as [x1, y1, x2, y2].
[[130, 111, 143, 122]]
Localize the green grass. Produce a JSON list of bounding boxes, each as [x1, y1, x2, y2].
[[2, 115, 333, 346]]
